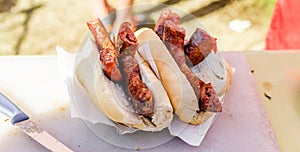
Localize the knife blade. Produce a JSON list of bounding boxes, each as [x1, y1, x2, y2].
[[0, 92, 73, 152]]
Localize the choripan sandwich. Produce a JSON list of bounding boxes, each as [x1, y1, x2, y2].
[[136, 9, 233, 125], [76, 9, 233, 130], [75, 19, 173, 131]]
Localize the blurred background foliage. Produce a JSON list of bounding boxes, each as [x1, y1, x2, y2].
[[0, 0, 275, 55]]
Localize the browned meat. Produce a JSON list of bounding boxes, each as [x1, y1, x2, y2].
[[199, 82, 222, 112], [118, 22, 154, 116], [154, 9, 180, 40], [163, 20, 186, 66], [184, 28, 217, 66], [163, 21, 222, 112], [87, 18, 122, 82], [180, 64, 222, 112], [117, 22, 137, 54], [179, 64, 201, 97]]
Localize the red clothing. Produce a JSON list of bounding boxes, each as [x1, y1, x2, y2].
[[266, 0, 300, 50]]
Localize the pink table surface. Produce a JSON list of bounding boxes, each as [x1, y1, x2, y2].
[[0, 52, 280, 152]]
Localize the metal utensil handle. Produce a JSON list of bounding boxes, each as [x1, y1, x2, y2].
[[0, 92, 29, 124]]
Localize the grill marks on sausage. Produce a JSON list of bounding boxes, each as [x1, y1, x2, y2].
[[163, 21, 186, 66], [117, 22, 137, 54], [87, 19, 154, 116], [200, 82, 222, 112], [118, 22, 154, 116], [121, 55, 153, 116], [184, 28, 217, 66], [87, 18, 122, 82], [154, 9, 180, 40], [162, 21, 222, 112]]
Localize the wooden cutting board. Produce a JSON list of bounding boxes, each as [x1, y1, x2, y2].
[[0, 53, 279, 152]]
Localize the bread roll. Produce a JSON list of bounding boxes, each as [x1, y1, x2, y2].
[[75, 38, 173, 131], [135, 28, 232, 124]]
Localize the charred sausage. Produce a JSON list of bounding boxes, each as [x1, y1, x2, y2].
[[163, 21, 222, 112], [154, 9, 180, 40], [87, 18, 122, 82], [184, 28, 217, 66], [118, 22, 154, 116]]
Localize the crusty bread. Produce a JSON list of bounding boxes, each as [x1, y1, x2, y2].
[[135, 28, 199, 123], [135, 28, 232, 125], [75, 37, 173, 131]]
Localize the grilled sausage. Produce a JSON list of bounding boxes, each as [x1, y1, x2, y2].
[[184, 28, 217, 66], [116, 22, 138, 54], [154, 9, 180, 40], [163, 21, 222, 112], [87, 18, 122, 82], [118, 22, 154, 116]]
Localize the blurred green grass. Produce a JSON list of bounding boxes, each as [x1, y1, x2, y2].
[[0, 0, 276, 55]]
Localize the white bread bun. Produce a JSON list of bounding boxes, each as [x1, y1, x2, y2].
[[135, 28, 232, 125], [75, 37, 173, 131]]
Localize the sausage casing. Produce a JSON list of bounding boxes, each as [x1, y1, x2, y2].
[[163, 21, 222, 112], [184, 28, 217, 66], [118, 22, 154, 116], [154, 9, 180, 40], [87, 18, 122, 82]]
